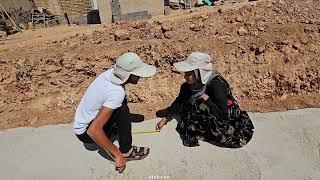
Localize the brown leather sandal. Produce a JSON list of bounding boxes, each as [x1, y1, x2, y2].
[[124, 146, 150, 161]]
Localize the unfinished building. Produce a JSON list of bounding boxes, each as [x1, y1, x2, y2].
[[0, 0, 164, 25]]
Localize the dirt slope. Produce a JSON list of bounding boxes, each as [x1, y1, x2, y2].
[[0, 0, 319, 129]]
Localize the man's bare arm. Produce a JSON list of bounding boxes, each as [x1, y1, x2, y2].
[[86, 106, 125, 171]]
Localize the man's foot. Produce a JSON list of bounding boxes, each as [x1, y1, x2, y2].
[[122, 146, 150, 161]]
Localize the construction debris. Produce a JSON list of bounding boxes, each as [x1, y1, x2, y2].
[[31, 8, 59, 28], [0, 20, 18, 36]]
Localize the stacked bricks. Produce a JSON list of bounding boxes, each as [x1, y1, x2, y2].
[[59, 0, 91, 16], [121, 11, 151, 21], [110, 0, 121, 22], [109, 0, 151, 22], [33, 0, 92, 17]]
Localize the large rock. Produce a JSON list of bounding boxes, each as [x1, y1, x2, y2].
[[190, 23, 204, 31], [114, 29, 131, 41], [237, 27, 248, 36], [304, 27, 314, 33], [164, 31, 174, 39], [235, 16, 243, 22]]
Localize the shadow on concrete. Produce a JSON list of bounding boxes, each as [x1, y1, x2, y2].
[[81, 112, 146, 161], [82, 133, 119, 162], [155, 107, 170, 118], [83, 143, 115, 161], [97, 148, 114, 161], [130, 113, 144, 123], [83, 143, 100, 151]]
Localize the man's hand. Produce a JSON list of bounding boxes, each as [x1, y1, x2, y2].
[[156, 118, 167, 130], [200, 94, 209, 101], [114, 154, 126, 173], [87, 106, 127, 173]]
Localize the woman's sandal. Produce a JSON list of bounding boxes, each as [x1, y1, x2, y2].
[[124, 146, 150, 161]]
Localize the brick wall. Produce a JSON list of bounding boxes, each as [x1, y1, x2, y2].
[[59, 0, 92, 15], [33, 0, 92, 17], [32, 0, 93, 24], [119, 0, 164, 16]]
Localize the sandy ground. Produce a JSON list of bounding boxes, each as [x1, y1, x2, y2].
[[0, 108, 319, 180]]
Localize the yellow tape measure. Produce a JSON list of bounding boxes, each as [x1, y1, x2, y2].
[[132, 130, 161, 134]]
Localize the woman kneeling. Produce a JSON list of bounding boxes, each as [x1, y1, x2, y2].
[[156, 52, 254, 148]]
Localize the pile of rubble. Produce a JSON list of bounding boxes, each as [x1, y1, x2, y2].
[[0, 20, 7, 37], [0, 7, 59, 39], [0, 20, 17, 38], [0, 0, 319, 129], [0, 4, 32, 37]]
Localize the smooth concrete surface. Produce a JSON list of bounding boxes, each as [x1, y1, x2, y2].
[[0, 108, 320, 180]]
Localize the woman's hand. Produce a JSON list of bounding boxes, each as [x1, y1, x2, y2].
[[156, 118, 168, 130], [200, 94, 209, 101]]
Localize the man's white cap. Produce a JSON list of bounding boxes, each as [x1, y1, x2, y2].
[[111, 52, 156, 85], [173, 52, 213, 84]]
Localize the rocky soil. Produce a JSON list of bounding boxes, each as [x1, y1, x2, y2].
[[0, 0, 319, 129]]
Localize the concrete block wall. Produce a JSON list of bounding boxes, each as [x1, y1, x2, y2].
[[18, 0, 164, 24], [119, 0, 164, 16], [121, 11, 152, 22], [98, 0, 164, 24], [110, 0, 121, 22]]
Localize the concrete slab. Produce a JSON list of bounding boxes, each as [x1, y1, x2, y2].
[[1, 108, 320, 180]]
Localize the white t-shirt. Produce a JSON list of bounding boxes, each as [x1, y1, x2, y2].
[[73, 69, 125, 135]]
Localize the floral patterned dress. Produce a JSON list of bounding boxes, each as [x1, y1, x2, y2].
[[170, 76, 254, 148]]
